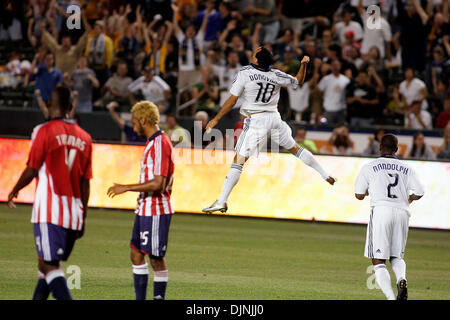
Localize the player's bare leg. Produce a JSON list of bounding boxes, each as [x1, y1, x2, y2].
[[36, 260, 72, 300], [390, 256, 408, 300], [150, 256, 169, 300], [202, 153, 248, 213], [130, 248, 149, 300], [372, 258, 396, 300], [287, 144, 336, 185]]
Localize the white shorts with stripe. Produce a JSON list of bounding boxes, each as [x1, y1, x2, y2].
[[364, 206, 410, 260], [235, 111, 296, 158]]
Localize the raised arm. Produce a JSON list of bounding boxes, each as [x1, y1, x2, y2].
[[35, 89, 49, 119], [295, 56, 310, 84], [171, 3, 181, 35], [69, 91, 78, 118], [411, 0, 429, 25]]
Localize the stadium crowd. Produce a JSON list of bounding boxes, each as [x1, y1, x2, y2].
[[0, 0, 449, 159]]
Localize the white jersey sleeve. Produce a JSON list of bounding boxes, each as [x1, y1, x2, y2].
[[229, 69, 245, 97], [355, 165, 369, 195], [273, 70, 299, 89], [407, 167, 424, 196]]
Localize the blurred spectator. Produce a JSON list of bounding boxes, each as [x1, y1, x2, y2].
[[0, 0, 23, 41], [207, 50, 242, 110], [163, 114, 191, 146], [405, 100, 432, 130], [96, 61, 132, 109], [106, 101, 146, 143], [29, 52, 63, 108], [192, 0, 222, 48], [399, 67, 428, 110], [63, 56, 99, 112], [245, 0, 279, 44], [116, 23, 140, 75], [2, 52, 31, 87], [425, 45, 450, 95], [317, 59, 351, 125], [328, 124, 354, 155], [408, 132, 436, 160], [281, 46, 301, 75], [220, 32, 249, 66], [341, 30, 361, 62], [333, 7, 363, 45], [362, 128, 385, 156], [437, 123, 450, 159], [128, 66, 171, 113], [357, 0, 392, 59], [42, 24, 89, 77], [436, 95, 450, 129], [191, 110, 209, 148], [192, 72, 219, 117], [26, 0, 51, 47], [295, 127, 318, 153], [85, 20, 114, 86], [346, 70, 379, 128], [397, 0, 429, 72], [172, 3, 207, 90], [141, 14, 174, 77]]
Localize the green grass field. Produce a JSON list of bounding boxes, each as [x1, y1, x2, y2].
[[0, 205, 449, 300]]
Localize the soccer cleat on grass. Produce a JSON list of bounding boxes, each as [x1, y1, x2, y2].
[[397, 279, 408, 300], [202, 200, 228, 213]]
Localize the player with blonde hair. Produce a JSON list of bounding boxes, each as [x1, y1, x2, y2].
[[107, 100, 175, 300]]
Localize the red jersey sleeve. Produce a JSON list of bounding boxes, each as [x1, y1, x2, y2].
[[153, 135, 172, 177], [27, 125, 47, 170]]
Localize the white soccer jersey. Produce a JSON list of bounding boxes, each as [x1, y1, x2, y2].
[[229, 65, 299, 114], [355, 156, 424, 210]]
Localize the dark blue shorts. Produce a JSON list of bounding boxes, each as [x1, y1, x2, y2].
[[130, 214, 172, 257], [33, 223, 77, 262]]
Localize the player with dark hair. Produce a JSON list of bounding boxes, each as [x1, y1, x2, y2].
[[203, 47, 335, 213], [107, 101, 174, 300], [355, 134, 424, 300], [7, 86, 93, 300]]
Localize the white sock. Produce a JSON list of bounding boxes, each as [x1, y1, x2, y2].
[[217, 164, 242, 204], [374, 264, 395, 300], [391, 258, 406, 284], [295, 148, 330, 180], [133, 263, 149, 275]]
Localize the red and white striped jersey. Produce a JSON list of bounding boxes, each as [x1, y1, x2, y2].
[[27, 118, 93, 231], [135, 130, 174, 216]]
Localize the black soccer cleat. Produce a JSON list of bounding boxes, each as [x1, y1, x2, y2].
[[397, 279, 408, 300]]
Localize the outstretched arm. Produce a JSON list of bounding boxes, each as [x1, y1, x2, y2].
[[205, 95, 239, 132], [7, 167, 38, 208], [107, 175, 165, 197]]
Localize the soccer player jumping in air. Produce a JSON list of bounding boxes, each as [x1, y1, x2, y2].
[[7, 87, 93, 300], [355, 134, 424, 300], [107, 101, 174, 300], [203, 47, 336, 213]]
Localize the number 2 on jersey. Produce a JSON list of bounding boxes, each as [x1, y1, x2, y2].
[[387, 173, 399, 198], [255, 82, 275, 103]]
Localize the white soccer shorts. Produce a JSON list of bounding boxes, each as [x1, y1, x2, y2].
[[235, 111, 296, 158], [364, 206, 410, 260]]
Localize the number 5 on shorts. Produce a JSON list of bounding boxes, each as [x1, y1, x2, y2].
[[140, 231, 149, 246]]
